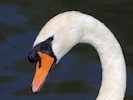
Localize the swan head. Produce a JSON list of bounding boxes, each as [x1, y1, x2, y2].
[[28, 11, 83, 93], [28, 11, 126, 99]]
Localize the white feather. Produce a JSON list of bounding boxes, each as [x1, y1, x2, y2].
[[33, 11, 126, 100]]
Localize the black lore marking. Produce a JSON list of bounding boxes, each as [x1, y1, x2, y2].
[[28, 36, 57, 65]]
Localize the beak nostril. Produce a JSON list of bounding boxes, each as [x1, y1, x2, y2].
[[38, 57, 41, 68]]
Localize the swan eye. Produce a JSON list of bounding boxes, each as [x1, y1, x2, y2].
[[40, 37, 53, 50], [47, 37, 53, 42], [39, 37, 53, 56]]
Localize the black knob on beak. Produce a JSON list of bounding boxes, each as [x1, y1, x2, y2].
[[28, 51, 39, 63]]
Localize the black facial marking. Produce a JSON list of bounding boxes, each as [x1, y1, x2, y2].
[[47, 37, 53, 42], [38, 57, 41, 68], [28, 49, 39, 63], [28, 36, 57, 64]]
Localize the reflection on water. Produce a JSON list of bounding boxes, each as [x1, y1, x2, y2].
[[0, 0, 133, 100]]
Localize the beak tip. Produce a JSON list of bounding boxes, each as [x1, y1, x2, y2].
[[32, 85, 38, 93], [33, 91, 38, 94], [32, 88, 38, 94]]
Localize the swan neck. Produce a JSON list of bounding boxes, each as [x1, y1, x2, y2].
[[82, 22, 126, 100], [34, 11, 126, 100]]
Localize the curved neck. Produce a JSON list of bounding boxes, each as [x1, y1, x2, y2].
[[82, 20, 126, 100], [34, 11, 126, 100]]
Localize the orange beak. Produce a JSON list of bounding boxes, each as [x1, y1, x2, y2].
[[32, 51, 55, 93]]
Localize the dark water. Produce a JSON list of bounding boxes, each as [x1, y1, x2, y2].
[[0, 0, 133, 100]]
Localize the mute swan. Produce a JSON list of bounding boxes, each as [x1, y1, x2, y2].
[[28, 11, 126, 100]]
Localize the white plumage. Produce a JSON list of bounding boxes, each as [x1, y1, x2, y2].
[[33, 11, 126, 100]]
